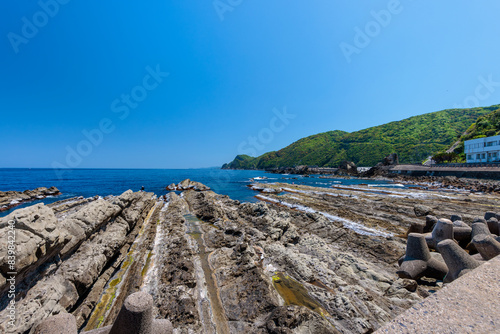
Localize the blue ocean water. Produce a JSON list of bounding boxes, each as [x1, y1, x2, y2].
[[0, 168, 398, 217]]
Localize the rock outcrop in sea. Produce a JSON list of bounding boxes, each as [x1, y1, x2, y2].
[[1, 179, 499, 333], [0, 187, 61, 212], [166, 179, 210, 191]]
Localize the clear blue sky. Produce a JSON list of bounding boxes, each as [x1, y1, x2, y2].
[[1, 1, 500, 168]]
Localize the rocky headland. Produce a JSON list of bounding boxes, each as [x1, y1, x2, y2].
[[1, 180, 499, 333], [0, 187, 61, 212]]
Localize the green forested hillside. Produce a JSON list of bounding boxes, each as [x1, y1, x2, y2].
[[447, 107, 500, 160], [223, 105, 500, 168]]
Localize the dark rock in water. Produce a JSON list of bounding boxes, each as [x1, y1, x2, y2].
[[361, 153, 399, 177], [0, 186, 61, 212], [335, 160, 359, 176]]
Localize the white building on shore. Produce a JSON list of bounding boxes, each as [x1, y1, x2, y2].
[[465, 134, 500, 163]]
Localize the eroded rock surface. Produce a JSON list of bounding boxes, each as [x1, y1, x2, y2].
[[166, 179, 210, 191], [2, 180, 498, 333], [0, 190, 156, 333], [139, 187, 423, 333]]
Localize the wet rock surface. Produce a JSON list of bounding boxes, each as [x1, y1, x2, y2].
[[1, 180, 499, 333]]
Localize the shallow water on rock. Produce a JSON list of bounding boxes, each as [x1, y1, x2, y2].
[[141, 201, 170, 296], [184, 214, 230, 334], [272, 272, 330, 317]]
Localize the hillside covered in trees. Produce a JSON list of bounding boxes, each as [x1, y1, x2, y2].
[[223, 105, 500, 169], [435, 107, 500, 162]]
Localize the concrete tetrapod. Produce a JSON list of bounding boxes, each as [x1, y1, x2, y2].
[[407, 221, 425, 235], [467, 222, 493, 254], [471, 222, 492, 239], [425, 218, 453, 250], [472, 234, 500, 261], [484, 211, 498, 221], [397, 233, 448, 280], [108, 292, 172, 334], [487, 217, 499, 236], [452, 220, 472, 243], [437, 239, 482, 283], [473, 217, 487, 224]]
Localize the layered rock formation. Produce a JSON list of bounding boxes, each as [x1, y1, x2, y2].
[[1, 179, 499, 333], [147, 189, 419, 334], [0, 187, 61, 212], [166, 179, 210, 191], [0, 191, 156, 333]]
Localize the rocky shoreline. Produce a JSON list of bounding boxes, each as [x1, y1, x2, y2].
[[224, 152, 500, 194], [383, 174, 500, 194], [0, 187, 61, 212], [1, 180, 499, 333]]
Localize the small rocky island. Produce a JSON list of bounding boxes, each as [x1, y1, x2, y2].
[[1, 179, 499, 333], [0, 187, 61, 212]]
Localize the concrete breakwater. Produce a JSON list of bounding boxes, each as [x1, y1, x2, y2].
[[1, 179, 499, 333]]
